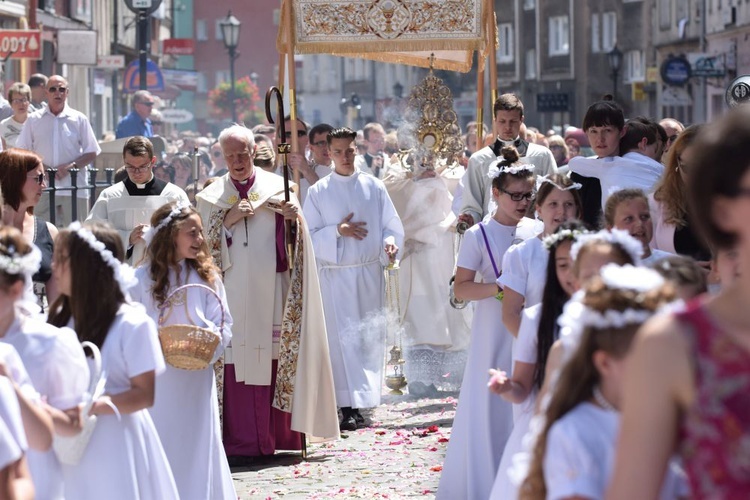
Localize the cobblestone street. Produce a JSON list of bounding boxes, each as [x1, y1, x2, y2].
[[231, 392, 458, 499]]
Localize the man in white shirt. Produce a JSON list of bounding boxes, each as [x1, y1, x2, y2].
[[16, 75, 100, 226], [459, 94, 557, 227], [354, 122, 390, 179]]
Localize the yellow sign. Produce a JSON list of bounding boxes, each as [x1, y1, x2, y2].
[[646, 66, 659, 84], [632, 82, 646, 101]]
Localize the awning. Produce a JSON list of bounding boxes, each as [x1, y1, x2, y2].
[[277, 0, 495, 73]]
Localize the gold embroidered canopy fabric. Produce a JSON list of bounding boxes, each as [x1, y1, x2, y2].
[[277, 0, 492, 72]]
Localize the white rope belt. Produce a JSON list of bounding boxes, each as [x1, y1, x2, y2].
[[319, 259, 380, 270]]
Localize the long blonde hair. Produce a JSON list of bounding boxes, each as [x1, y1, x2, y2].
[[519, 276, 676, 499]]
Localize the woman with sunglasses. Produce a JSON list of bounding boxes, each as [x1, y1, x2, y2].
[[0, 148, 58, 308], [437, 145, 540, 500]]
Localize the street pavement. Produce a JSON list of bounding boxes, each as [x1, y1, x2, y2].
[[231, 390, 458, 499]]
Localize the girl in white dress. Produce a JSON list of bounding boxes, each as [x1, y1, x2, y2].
[[436, 145, 540, 500], [0, 226, 89, 499], [488, 221, 590, 500], [131, 201, 236, 500], [499, 174, 582, 337], [520, 264, 686, 500], [0, 376, 34, 500], [48, 221, 179, 500]]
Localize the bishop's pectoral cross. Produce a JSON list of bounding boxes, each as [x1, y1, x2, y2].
[[253, 344, 266, 363]]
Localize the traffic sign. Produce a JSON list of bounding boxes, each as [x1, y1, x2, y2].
[[160, 109, 194, 124], [124, 0, 162, 15], [122, 58, 165, 93], [660, 56, 691, 86], [0, 30, 42, 60]]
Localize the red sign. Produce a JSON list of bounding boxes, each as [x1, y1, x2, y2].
[[163, 39, 194, 56], [0, 30, 42, 60]]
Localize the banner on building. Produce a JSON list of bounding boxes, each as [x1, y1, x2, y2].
[[0, 30, 42, 60], [277, 0, 493, 72]]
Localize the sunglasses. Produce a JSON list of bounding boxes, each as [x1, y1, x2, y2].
[[213, 150, 223, 158], [284, 130, 307, 139], [48, 86, 68, 93], [139, 101, 155, 107], [28, 172, 47, 185]]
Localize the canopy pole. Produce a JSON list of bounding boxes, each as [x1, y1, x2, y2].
[[286, 0, 301, 187]]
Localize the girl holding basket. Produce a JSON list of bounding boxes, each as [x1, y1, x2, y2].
[[131, 200, 235, 500]]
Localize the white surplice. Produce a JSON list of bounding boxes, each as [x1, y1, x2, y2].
[[87, 180, 189, 264], [1, 313, 88, 500], [131, 263, 236, 500], [304, 170, 404, 409]]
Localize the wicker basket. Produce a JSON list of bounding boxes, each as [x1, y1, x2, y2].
[[158, 284, 225, 370]]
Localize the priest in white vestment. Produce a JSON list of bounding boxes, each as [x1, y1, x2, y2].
[[197, 125, 338, 459], [303, 127, 404, 432], [87, 136, 189, 263]]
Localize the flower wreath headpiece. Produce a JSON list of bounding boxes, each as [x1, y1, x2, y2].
[[0, 243, 42, 278], [487, 159, 535, 179], [542, 228, 591, 250], [68, 222, 138, 294], [535, 174, 582, 192], [142, 200, 192, 245], [557, 264, 681, 354], [570, 228, 644, 265]]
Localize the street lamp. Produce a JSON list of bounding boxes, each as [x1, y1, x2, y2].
[[608, 45, 623, 101], [220, 11, 241, 123]]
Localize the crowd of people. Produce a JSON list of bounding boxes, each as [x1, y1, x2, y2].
[[0, 68, 746, 500]]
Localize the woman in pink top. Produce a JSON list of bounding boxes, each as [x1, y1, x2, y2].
[[609, 107, 750, 498]]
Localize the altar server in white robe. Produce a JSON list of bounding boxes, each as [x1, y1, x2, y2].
[[304, 127, 404, 431], [48, 221, 178, 500], [0, 226, 89, 499], [131, 201, 236, 500], [87, 136, 189, 264]]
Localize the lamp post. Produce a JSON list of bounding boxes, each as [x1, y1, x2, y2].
[[220, 11, 242, 123], [608, 45, 623, 101]]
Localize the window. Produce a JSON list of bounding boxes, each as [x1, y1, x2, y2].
[[196, 19, 207, 41], [602, 12, 617, 52], [524, 0, 536, 10], [497, 23, 514, 63], [215, 20, 224, 41], [591, 14, 600, 53], [525, 49, 537, 79], [197, 73, 207, 93], [659, 0, 672, 29], [549, 16, 569, 56], [625, 50, 645, 83]]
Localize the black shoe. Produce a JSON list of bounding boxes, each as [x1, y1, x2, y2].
[[339, 414, 357, 432], [353, 409, 366, 428]]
